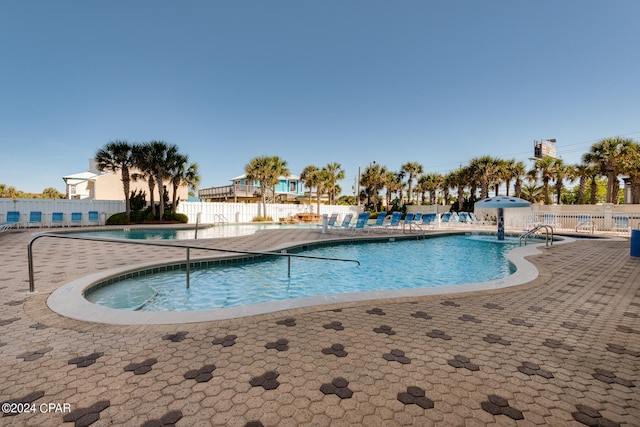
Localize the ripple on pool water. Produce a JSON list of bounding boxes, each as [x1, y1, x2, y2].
[[85, 235, 518, 312]]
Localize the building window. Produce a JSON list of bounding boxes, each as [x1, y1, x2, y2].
[[289, 181, 297, 193]]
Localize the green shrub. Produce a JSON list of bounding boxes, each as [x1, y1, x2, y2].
[[106, 212, 129, 225], [106, 210, 188, 225], [162, 211, 188, 223], [252, 215, 273, 222]]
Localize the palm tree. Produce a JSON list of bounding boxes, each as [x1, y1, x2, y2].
[[132, 144, 157, 218], [419, 173, 444, 205], [529, 156, 556, 205], [502, 159, 525, 197], [42, 187, 64, 199], [489, 158, 508, 196], [360, 163, 387, 211], [511, 161, 527, 199], [383, 170, 402, 212], [401, 162, 423, 204], [621, 141, 640, 204], [520, 183, 543, 204], [245, 155, 289, 218], [570, 163, 593, 204], [441, 172, 457, 206], [583, 137, 635, 204], [469, 156, 501, 199], [147, 141, 178, 220], [450, 167, 468, 212], [300, 165, 320, 208], [322, 162, 345, 205], [552, 158, 569, 205], [168, 154, 200, 211], [95, 140, 135, 221]]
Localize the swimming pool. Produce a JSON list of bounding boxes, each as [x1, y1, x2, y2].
[[63, 223, 313, 240], [85, 234, 519, 312]]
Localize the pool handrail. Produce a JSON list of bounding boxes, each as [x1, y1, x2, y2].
[[27, 233, 361, 294], [519, 224, 553, 247]]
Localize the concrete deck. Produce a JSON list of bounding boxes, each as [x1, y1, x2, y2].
[[0, 227, 639, 426]]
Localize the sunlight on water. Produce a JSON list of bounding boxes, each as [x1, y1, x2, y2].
[[86, 235, 518, 312]]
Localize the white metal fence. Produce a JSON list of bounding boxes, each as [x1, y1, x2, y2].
[[177, 202, 360, 224], [0, 198, 125, 227], [2, 198, 637, 234]]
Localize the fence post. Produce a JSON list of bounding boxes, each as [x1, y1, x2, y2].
[[186, 248, 190, 289]]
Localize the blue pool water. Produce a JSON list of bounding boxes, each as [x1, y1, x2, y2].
[[64, 223, 313, 240], [85, 234, 519, 312]]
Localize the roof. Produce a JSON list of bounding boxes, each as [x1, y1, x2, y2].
[[230, 173, 302, 181], [62, 171, 100, 183]]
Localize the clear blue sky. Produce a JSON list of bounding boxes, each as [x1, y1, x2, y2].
[[1, 0, 639, 195]]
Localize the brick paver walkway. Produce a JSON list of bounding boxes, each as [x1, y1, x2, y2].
[[0, 228, 638, 426]]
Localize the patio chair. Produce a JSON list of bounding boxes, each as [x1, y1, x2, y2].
[[366, 212, 387, 232], [347, 212, 371, 234], [468, 212, 488, 227], [27, 211, 43, 228], [575, 214, 596, 234], [317, 212, 339, 232], [420, 213, 437, 228], [51, 212, 65, 227], [331, 213, 354, 232], [542, 213, 561, 228], [2, 211, 21, 229], [613, 216, 631, 234], [88, 211, 100, 225], [458, 212, 472, 225], [70, 212, 83, 226], [402, 213, 415, 232], [383, 212, 403, 232], [440, 212, 454, 227]]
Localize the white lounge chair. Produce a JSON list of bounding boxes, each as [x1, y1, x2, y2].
[[613, 216, 631, 234]]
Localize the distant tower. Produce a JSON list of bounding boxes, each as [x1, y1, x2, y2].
[[532, 139, 557, 160]]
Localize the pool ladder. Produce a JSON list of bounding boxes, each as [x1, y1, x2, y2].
[[519, 225, 553, 247], [27, 233, 360, 294], [213, 214, 229, 224]]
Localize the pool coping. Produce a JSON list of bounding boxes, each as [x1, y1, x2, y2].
[[47, 232, 575, 325]]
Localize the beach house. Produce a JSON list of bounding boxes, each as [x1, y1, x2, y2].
[[198, 174, 306, 203]]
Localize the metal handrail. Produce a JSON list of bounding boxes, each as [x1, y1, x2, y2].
[[27, 233, 360, 293], [213, 214, 229, 224], [575, 220, 596, 234], [519, 225, 554, 247]]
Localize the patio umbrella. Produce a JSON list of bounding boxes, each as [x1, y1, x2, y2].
[[474, 196, 531, 240]]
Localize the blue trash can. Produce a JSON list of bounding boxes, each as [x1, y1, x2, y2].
[[631, 229, 640, 257]]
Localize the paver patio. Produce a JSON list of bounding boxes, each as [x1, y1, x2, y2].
[[0, 227, 638, 426]]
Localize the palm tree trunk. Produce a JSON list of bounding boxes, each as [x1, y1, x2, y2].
[[556, 181, 563, 205], [172, 183, 179, 212], [606, 173, 616, 203], [261, 184, 267, 219], [578, 177, 586, 204], [316, 191, 321, 214], [543, 179, 551, 205], [148, 177, 156, 217], [123, 175, 131, 221], [153, 173, 165, 220], [631, 176, 640, 204]]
